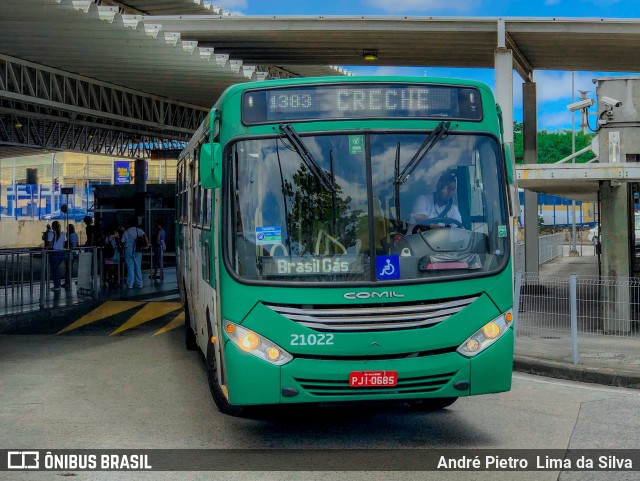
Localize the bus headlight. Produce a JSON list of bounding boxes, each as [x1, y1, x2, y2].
[[224, 321, 293, 366], [457, 310, 513, 357]]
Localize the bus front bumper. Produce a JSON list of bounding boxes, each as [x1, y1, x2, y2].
[[224, 329, 513, 406]]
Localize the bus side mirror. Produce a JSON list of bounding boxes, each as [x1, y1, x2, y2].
[[503, 144, 514, 185], [200, 143, 222, 189]]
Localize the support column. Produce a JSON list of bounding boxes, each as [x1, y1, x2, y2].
[[134, 158, 147, 226], [601, 180, 630, 333], [522, 82, 539, 274], [494, 26, 518, 280]]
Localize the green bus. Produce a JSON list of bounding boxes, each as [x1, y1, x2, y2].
[[177, 76, 515, 416]]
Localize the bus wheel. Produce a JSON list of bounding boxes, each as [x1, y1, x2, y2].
[[410, 397, 458, 411], [206, 325, 244, 416], [184, 299, 198, 351]]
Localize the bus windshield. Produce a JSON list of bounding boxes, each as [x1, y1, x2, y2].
[[228, 131, 508, 284]]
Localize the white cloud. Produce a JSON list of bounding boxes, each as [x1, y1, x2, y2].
[[513, 76, 523, 107], [538, 111, 573, 130], [215, 0, 248, 10], [535, 71, 596, 103], [370, 66, 423, 76], [363, 0, 480, 14]]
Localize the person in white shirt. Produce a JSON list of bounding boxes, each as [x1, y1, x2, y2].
[[49, 221, 66, 291], [121, 218, 149, 289], [409, 172, 462, 234]]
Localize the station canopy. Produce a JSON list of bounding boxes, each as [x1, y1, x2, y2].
[[3, 2, 640, 181], [139, 15, 640, 76], [2, 2, 640, 109], [0, 0, 349, 109]]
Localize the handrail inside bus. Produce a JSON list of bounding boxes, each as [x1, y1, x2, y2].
[[315, 230, 347, 256], [269, 243, 289, 257]]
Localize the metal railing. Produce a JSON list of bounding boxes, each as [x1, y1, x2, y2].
[[0, 247, 100, 317], [514, 233, 564, 273], [514, 272, 640, 368]]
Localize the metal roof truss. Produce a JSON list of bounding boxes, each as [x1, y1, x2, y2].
[[0, 112, 185, 158], [0, 54, 207, 140]]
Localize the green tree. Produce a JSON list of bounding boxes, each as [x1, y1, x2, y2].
[[284, 164, 362, 256], [513, 121, 595, 164]]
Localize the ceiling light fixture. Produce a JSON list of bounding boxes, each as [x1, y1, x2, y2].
[[362, 49, 378, 61]]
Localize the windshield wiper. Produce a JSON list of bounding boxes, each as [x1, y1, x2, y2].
[[279, 123, 335, 192], [395, 121, 452, 185], [393, 142, 402, 229]]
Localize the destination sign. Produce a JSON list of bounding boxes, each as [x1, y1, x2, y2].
[[242, 84, 482, 124], [260, 255, 364, 277]]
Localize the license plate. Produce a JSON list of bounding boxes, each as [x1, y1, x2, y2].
[[349, 370, 398, 387]]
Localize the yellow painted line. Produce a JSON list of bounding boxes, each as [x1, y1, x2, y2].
[[153, 311, 185, 336], [110, 302, 182, 336], [57, 301, 144, 334]]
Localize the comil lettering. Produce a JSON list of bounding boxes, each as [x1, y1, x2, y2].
[[344, 291, 405, 300]]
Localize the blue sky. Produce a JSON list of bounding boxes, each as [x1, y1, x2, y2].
[[215, 0, 639, 131]]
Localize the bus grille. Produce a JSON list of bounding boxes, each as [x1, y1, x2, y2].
[[294, 372, 456, 397], [264, 296, 478, 331]]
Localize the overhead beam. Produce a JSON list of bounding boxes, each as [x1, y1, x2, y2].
[[0, 113, 185, 159], [506, 32, 534, 82]]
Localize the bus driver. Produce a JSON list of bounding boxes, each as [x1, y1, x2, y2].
[[409, 172, 462, 233]]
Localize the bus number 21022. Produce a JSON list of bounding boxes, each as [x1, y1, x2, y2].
[[290, 333, 334, 346]]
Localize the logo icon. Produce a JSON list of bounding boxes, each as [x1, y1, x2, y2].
[[376, 255, 401, 280], [349, 135, 365, 154], [344, 291, 404, 300], [8, 451, 39, 469]]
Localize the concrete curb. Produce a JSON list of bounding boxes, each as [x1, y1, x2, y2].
[[514, 355, 640, 389], [0, 301, 101, 334]]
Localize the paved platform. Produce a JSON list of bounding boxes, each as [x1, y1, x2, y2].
[[539, 247, 599, 277], [0, 267, 179, 335]]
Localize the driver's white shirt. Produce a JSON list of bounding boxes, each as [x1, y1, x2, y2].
[[409, 194, 462, 232]]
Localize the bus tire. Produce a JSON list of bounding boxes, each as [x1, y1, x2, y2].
[[410, 397, 458, 411], [184, 299, 198, 351], [207, 322, 244, 417]]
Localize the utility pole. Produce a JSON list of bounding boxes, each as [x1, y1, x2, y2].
[[570, 73, 578, 256]]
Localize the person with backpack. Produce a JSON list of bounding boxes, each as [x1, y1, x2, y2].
[[103, 226, 121, 288], [121, 218, 149, 289]]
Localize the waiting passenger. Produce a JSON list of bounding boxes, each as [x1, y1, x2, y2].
[[121, 218, 149, 289], [49, 221, 66, 292]]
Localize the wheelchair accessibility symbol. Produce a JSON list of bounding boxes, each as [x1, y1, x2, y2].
[[380, 259, 395, 276], [376, 255, 400, 280]]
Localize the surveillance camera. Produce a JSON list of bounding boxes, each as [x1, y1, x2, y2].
[[567, 98, 594, 112], [601, 96, 622, 108]]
